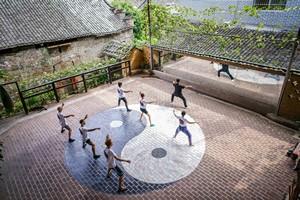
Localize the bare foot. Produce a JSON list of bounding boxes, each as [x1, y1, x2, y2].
[[118, 186, 128, 192]]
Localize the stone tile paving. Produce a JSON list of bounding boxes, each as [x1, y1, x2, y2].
[[162, 56, 282, 106], [0, 76, 298, 200]]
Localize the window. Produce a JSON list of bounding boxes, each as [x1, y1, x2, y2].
[[253, 0, 287, 10], [47, 43, 71, 56]]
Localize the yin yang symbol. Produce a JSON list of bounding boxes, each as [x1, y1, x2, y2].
[[64, 105, 205, 193]]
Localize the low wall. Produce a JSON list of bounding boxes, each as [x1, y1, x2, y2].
[[153, 70, 275, 116]]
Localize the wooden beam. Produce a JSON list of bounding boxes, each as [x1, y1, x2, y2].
[[47, 43, 71, 49]]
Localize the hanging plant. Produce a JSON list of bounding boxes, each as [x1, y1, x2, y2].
[[0, 85, 14, 112]]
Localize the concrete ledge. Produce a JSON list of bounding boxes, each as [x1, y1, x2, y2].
[[131, 69, 154, 76], [153, 70, 275, 116], [266, 113, 300, 130], [131, 69, 143, 76]]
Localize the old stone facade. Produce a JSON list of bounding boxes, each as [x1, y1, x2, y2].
[[0, 30, 133, 81], [0, 0, 134, 82]]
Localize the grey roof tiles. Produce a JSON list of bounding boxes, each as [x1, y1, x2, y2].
[[102, 40, 133, 59], [153, 27, 300, 73], [0, 0, 132, 50]]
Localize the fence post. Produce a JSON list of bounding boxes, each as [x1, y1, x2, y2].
[[15, 82, 28, 114], [108, 67, 112, 84], [82, 74, 87, 93], [52, 82, 60, 102], [158, 51, 161, 67], [128, 61, 132, 77]]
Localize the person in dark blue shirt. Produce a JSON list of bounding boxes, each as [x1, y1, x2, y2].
[[171, 78, 192, 108], [217, 63, 234, 81]]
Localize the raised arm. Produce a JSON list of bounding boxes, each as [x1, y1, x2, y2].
[[124, 90, 133, 93], [87, 127, 101, 132], [187, 120, 197, 124], [145, 100, 156, 104], [64, 114, 74, 118], [185, 85, 193, 89], [173, 110, 178, 117], [114, 155, 131, 163]]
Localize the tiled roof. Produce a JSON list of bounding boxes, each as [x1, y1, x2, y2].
[[102, 40, 133, 59], [153, 28, 300, 73], [0, 0, 132, 50]]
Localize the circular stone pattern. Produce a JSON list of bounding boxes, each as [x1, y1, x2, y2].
[[110, 120, 123, 128], [64, 105, 205, 193], [121, 104, 205, 184], [64, 108, 153, 194], [151, 148, 167, 158]]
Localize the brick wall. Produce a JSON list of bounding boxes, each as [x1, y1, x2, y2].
[[0, 29, 133, 81]]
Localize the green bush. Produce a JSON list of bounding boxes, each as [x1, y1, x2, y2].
[[0, 58, 117, 118]]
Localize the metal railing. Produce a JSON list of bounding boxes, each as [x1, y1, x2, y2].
[[0, 81, 25, 114], [14, 60, 131, 114]]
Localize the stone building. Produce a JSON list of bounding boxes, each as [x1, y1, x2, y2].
[[0, 0, 133, 80]]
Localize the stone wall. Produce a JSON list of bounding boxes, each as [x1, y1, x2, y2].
[[0, 29, 133, 81]]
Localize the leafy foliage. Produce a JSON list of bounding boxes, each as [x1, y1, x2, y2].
[[111, 0, 146, 48], [141, 2, 196, 43], [111, 0, 299, 55], [0, 58, 117, 118], [0, 142, 3, 181]]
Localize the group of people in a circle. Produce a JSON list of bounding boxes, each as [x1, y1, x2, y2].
[[56, 78, 197, 192]]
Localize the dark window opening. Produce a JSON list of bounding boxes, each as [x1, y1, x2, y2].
[[253, 0, 287, 10]]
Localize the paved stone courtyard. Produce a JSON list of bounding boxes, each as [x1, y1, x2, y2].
[[0, 76, 298, 200], [162, 57, 283, 107]]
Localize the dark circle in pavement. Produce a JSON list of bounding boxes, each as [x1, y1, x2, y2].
[[151, 148, 167, 158], [64, 107, 171, 194]]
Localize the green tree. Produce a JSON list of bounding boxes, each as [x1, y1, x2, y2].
[[111, 0, 299, 66], [140, 2, 196, 43], [111, 0, 146, 46]]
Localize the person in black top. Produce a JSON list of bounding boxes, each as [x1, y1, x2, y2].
[[171, 78, 192, 108], [217, 63, 234, 80]]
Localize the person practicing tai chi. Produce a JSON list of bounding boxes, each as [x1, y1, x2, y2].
[[173, 110, 196, 146], [217, 63, 234, 81], [57, 102, 75, 143], [104, 135, 131, 192], [171, 78, 192, 108], [117, 82, 133, 112], [139, 91, 155, 127], [79, 114, 101, 159]]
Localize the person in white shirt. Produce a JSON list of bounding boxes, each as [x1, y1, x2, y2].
[[79, 114, 101, 159], [117, 82, 133, 112], [173, 110, 197, 146], [139, 91, 155, 127], [104, 135, 131, 192], [57, 102, 75, 143]]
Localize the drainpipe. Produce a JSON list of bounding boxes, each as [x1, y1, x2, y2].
[[276, 27, 300, 116], [147, 0, 153, 70]]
